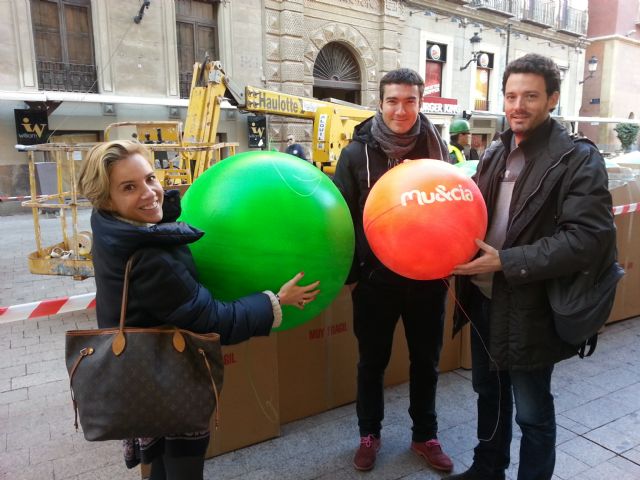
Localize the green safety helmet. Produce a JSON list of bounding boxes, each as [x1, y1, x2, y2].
[[450, 119, 471, 135]]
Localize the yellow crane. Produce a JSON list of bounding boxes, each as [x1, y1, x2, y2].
[[180, 59, 373, 177], [20, 59, 373, 277]]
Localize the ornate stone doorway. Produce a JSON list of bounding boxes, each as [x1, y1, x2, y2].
[[313, 42, 361, 104]]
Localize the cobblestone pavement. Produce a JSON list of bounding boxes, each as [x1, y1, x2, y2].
[[1, 210, 639, 479]]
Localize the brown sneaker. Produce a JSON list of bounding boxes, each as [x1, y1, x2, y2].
[[411, 439, 453, 472], [353, 434, 381, 471]]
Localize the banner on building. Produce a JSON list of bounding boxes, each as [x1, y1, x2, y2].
[[247, 115, 267, 148], [15, 109, 51, 145]]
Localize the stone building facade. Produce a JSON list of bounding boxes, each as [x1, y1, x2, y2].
[[0, 0, 591, 197]]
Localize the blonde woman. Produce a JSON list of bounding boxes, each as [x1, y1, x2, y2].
[[77, 140, 319, 480]]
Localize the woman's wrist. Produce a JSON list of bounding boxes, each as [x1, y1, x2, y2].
[[263, 291, 282, 328]]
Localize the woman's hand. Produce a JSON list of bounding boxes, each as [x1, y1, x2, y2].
[[277, 272, 320, 310]]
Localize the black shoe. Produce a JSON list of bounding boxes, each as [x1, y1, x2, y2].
[[444, 468, 505, 480]]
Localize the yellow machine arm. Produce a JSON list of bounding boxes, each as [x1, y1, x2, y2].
[[183, 60, 374, 176]]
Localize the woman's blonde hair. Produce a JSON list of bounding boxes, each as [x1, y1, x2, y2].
[[78, 140, 151, 210]]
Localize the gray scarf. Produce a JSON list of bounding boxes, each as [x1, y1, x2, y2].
[[370, 110, 420, 161]]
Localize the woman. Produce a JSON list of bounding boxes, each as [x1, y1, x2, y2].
[[77, 140, 320, 479]]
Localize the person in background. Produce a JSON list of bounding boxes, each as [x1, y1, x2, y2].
[[77, 140, 320, 480], [285, 134, 308, 161], [468, 134, 485, 160], [448, 118, 472, 164], [448, 53, 616, 480], [334, 68, 454, 474]]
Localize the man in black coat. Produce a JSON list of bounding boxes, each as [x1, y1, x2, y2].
[[285, 134, 308, 161], [333, 68, 453, 474], [448, 54, 617, 480]]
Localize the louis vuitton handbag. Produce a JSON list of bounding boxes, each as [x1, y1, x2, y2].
[[65, 256, 224, 441]]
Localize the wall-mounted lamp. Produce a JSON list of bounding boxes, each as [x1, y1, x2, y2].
[[409, 9, 447, 21], [410, 9, 433, 16], [133, 0, 150, 24], [578, 55, 598, 84], [460, 32, 482, 71]]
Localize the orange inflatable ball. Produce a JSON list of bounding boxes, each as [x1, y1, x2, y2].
[[363, 159, 487, 280]]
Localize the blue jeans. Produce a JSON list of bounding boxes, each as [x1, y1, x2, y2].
[[468, 286, 556, 480]]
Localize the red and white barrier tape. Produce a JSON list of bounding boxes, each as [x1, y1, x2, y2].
[[613, 202, 639, 216], [0, 293, 96, 325], [0, 195, 36, 202]]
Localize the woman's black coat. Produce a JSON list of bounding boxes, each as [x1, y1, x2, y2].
[[90, 190, 274, 345]]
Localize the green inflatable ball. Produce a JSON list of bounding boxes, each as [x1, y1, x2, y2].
[[179, 151, 355, 331]]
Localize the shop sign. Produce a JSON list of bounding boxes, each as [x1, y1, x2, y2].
[[15, 109, 51, 145], [421, 97, 461, 115], [429, 44, 441, 61], [247, 115, 266, 148]]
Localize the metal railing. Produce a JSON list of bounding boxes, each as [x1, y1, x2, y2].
[[36, 61, 97, 93], [180, 72, 193, 99], [557, 5, 588, 36], [521, 0, 555, 27], [471, 0, 522, 17]]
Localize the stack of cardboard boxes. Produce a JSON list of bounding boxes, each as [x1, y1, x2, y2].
[[203, 284, 462, 459], [607, 160, 640, 323]]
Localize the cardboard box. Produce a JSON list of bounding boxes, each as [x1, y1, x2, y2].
[[276, 313, 331, 424], [324, 288, 359, 409], [205, 336, 280, 458], [608, 175, 640, 323]]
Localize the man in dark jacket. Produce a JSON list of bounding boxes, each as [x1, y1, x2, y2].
[[448, 54, 616, 480], [333, 68, 453, 474], [285, 134, 308, 161]]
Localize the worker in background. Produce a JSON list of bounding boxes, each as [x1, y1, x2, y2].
[[448, 118, 472, 164], [285, 134, 309, 162]]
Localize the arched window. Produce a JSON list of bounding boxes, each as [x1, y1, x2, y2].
[[313, 42, 361, 104]]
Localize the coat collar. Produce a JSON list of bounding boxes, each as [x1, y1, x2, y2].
[[91, 191, 203, 258]]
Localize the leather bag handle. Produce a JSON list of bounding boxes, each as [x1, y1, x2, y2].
[[112, 256, 135, 355], [111, 256, 187, 356]]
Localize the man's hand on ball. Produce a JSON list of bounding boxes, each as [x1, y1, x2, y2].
[[452, 239, 502, 275]]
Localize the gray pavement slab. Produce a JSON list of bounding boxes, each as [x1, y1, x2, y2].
[[1, 210, 639, 479]]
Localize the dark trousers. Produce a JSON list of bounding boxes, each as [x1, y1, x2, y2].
[[352, 279, 448, 442], [149, 454, 204, 480], [467, 285, 556, 480]]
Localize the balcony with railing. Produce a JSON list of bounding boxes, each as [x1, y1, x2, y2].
[[180, 72, 193, 99], [474, 98, 490, 111], [521, 1, 555, 28], [557, 6, 588, 36], [471, 0, 522, 18], [36, 61, 97, 93]]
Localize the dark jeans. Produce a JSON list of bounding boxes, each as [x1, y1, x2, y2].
[[149, 454, 204, 480], [467, 285, 556, 480], [352, 279, 448, 442]]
